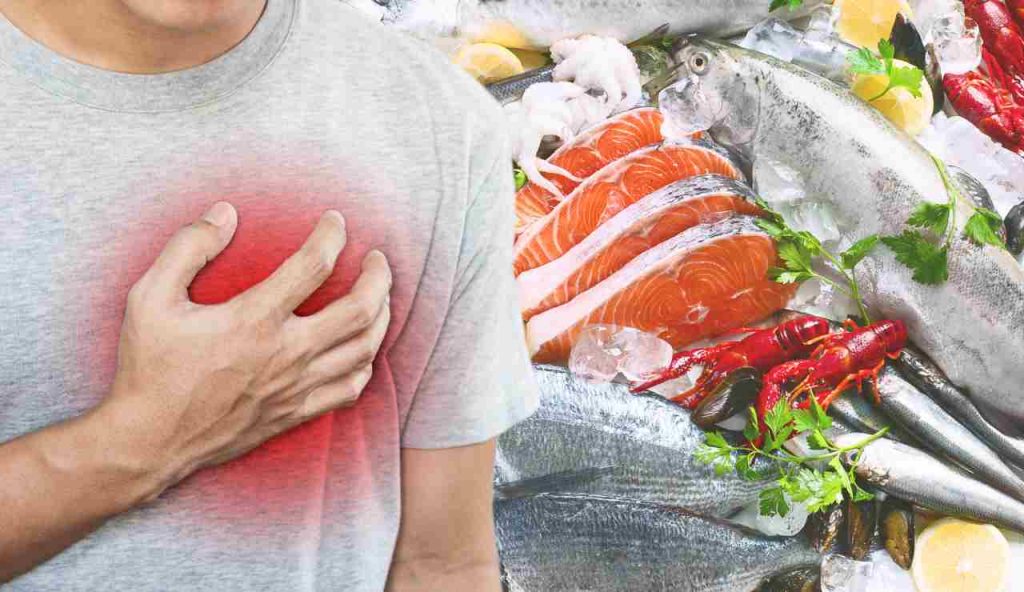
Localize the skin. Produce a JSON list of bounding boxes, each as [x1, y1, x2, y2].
[[0, 2, 501, 589]]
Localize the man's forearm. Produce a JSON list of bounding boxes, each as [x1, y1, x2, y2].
[[385, 552, 501, 592], [0, 401, 163, 583]]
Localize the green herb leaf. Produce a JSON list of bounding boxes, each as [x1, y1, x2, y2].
[[847, 47, 885, 75], [964, 208, 1006, 247], [840, 235, 880, 269], [807, 471, 846, 512], [705, 431, 730, 450], [770, 0, 804, 10], [888, 65, 924, 97], [743, 410, 761, 443], [878, 39, 895, 71], [736, 454, 761, 481], [764, 398, 793, 441], [513, 168, 527, 191], [907, 201, 952, 237], [792, 408, 817, 433], [756, 218, 788, 239], [789, 468, 823, 503], [760, 486, 791, 517], [808, 430, 830, 451], [769, 268, 815, 284], [778, 241, 813, 272], [810, 396, 833, 430], [881, 231, 950, 285], [829, 457, 854, 496]]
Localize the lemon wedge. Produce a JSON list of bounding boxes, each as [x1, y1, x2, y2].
[[912, 518, 1009, 592], [453, 43, 525, 84], [836, 0, 903, 48], [510, 48, 550, 71], [851, 58, 934, 136]]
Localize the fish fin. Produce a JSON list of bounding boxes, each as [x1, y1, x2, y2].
[[494, 467, 617, 500]]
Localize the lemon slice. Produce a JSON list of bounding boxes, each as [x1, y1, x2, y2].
[[836, 0, 903, 48], [510, 48, 550, 71], [912, 518, 1009, 592], [453, 43, 525, 83], [851, 58, 934, 136]]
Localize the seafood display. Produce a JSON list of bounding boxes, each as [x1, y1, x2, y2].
[[374, 0, 1024, 589], [495, 365, 769, 515], [495, 494, 821, 592]]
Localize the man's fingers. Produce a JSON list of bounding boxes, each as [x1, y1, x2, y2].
[[299, 366, 374, 419], [301, 301, 390, 389], [242, 211, 347, 317], [297, 250, 392, 354], [142, 202, 237, 301]]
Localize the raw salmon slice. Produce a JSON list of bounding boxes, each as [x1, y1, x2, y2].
[[518, 175, 763, 320], [514, 108, 665, 235], [513, 143, 742, 275], [526, 217, 797, 363]]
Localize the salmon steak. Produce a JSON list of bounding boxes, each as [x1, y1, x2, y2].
[[514, 108, 665, 235], [513, 143, 741, 275], [517, 175, 763, 320], [526, 216, 797, 363]]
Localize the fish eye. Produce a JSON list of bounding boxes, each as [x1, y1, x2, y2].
[[689, 52, 710, 75]]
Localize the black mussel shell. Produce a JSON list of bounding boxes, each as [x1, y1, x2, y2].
[[1006, 201, 1024, 257], [846, 498, 879, 561], [890, 13, 926, 71], [758, 567, 821, 592], [809, 504, 846, 554], [881, 498, 915, 569], [692, 367, 763, 429]]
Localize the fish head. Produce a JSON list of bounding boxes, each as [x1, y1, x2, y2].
[[656, 37, 762, 150]]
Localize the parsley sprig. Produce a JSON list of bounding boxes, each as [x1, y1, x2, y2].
[[881, 155, 1007, 285], [513, 168, 527, 191], [753, 196, 877, 323], [847, 39, 924, 102], [696, 398, 887, 517], [769, 0, 804, 10]]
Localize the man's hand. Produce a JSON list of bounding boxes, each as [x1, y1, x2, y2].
[[0, 202, 391, 581], [103, 201, 393, 491]]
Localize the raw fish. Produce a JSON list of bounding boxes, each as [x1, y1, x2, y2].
[[514, 143, 741, 274], [527, 216, 797, 363]]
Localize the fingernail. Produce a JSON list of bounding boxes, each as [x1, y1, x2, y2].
[[202, 202, 234, 228], [324, 210, 345, 229]]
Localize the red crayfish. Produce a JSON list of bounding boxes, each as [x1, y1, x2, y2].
[[631, 315, 831, 407], [946, 0, 1024, 153], [754, 319, 908, 430]]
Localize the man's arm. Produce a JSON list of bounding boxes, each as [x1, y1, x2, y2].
[[385, 441, 501, 592], [1, 204, 392, 582]]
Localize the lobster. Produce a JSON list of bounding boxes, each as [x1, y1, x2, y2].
[[966, 0, 1024, 104], [631, 315, 831, 408], [754, 319, 908, 435], [945, 48, 1024, 153]]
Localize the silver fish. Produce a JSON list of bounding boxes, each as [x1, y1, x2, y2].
[[495, 365, 769, 516], [834, 434, 1024, 532], [894, 346, 1024, 469], [875, 366, 1024, 501], [657, 38, 1024, 422], [366, 0, 776, 50], [496, 493, 821, 592], [829, 390, 912, 445]]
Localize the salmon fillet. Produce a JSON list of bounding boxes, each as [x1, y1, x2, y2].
[[526, 217, 797, 363], [513, 143, 741, 275], [514, 108, 665, 235], [518, 175, 763, 320]]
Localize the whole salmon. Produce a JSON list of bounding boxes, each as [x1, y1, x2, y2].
[[361, 0, 775, 49], [657, 38, 1024, 423]]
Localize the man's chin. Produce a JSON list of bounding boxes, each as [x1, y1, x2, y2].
[[118, 0, 265, 34]]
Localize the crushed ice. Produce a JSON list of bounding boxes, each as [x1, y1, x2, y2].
[[569, 324, 673, 383]]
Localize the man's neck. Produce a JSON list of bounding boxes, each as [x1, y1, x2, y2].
[[0, 1, 266, 74]]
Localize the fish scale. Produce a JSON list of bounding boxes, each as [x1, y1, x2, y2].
[[495, 365, 769, 515], [496, 493, 821, 592]]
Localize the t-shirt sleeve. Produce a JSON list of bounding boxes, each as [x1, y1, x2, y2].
[[399, 130, 539, 449]]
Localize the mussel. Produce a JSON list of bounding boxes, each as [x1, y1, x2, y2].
[[758, 567, 821, 592], [1006, 201, 1024, 260], [881, 498, 915, 569], [846, 497, 879, 561], [808, 504, 846, 555], [691, 367, 763, 430]]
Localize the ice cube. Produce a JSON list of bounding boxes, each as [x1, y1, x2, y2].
[[740, 18, 802, 62], [793, 36, 858, 82], [821, 555, 874, 592], [933, 13, 982, 75], [731, 494, 811, 537], [865, 550, 914, 591], [804, 4, 840, 40], [569, 325, 623, 382], [568, 325, 673, 383], [644, 370, 699, 399]]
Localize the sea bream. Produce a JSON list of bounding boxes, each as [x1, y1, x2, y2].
[[358, 0, 775, 50], [495, 365, 770, 516], [656, 38, 1024, 423]]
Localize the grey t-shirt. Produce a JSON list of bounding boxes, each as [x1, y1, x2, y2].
[[0, 1, 538, 589]]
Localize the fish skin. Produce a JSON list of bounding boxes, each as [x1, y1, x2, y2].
[[894, 346, 1024, 469], [495, 493, 821, 592], [658, 38, 1024, 422], [828, 390, 915, 446], [370, 0, 774, 50], [835, 434, 1024, 533], [875, 366, 1024, 501], [495, 365, 770, 515], [486, 65, 556, 105]]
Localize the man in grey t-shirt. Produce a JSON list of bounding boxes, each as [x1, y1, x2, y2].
[[0, 0, 538, 589]]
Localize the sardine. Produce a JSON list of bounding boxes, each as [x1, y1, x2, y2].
[[495, 365, 769, 516], [495, 493, 821, 592], [875, 366, 1024, 501], [657, 38, 1024, 422], [834, 434, 1024, 533], [368, 0, 779, 50], [828, 390, 913, 446], [894, 346, 1024, 470]]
